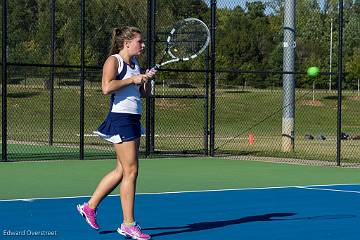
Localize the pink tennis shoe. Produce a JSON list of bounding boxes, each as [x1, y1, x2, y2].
[[76, 203, 100, 230], [117, 223, 151, 240]]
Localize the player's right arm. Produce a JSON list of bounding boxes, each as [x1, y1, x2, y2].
[[101, 56, 148, 95]]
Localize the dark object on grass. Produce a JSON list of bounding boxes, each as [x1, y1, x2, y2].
[[316, 134, 326, 141], [304, 134, 314, 140], [341, 132, 350, 140], [350, 135, 360, 140]]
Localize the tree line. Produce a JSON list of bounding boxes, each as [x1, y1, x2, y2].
[[3, 0, 360, 89]]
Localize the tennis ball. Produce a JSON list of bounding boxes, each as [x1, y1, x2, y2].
[[307, 66, 320, 77]]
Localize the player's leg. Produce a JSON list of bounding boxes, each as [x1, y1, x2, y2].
[[77, 155, 123, 230], [115, 138, 151, 240], [115, 138, 139, 224], [88, 159, 123, 209]]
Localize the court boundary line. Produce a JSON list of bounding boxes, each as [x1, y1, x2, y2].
[[1, 183, 359, 202], [295, 186, 360, 194]]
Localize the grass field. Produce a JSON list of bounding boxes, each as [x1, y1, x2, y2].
[[1, 81, 359, 162]]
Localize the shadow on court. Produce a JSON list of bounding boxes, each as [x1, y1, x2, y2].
[[99, 212, 357, 237], [145, 213, 296, 237], [147, 213, 357, 237], [99, 213, 296, 236]]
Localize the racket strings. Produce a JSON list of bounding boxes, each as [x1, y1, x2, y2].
[[170, 21, 209, 59]]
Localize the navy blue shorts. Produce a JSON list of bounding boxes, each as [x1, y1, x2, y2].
[[94, 112, 142, 143]]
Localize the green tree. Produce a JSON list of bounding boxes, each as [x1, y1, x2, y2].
[[295, 0, 329, 88], [345, 48, 360, 82], [8, 0, 39, 63], [216, 2, 275, 87]]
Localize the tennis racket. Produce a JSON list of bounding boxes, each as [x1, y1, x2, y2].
[[152, 17, 210, 70]]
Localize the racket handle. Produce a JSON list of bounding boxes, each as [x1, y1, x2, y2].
[[150, 79, 155, 95], [152, 64, 161, 71]]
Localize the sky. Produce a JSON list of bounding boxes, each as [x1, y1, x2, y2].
[[217, 0, 270, 9], [215, 0, 328, 10], [215, 0, 277, 15]]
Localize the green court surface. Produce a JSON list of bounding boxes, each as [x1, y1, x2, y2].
[[1, 157, 360, 200], [2, 143, 114, 161]]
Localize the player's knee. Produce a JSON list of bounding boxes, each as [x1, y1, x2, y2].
[[114, 166, 123, 178], [124, 165, 138, 180]]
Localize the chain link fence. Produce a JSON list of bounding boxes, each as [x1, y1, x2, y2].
[[1, 0, 149, 160], [1, 0, 359, 165], [213, 0, 359, 166]]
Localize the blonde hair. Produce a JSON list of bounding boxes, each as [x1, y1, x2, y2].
[[109, 26, 142, 55]]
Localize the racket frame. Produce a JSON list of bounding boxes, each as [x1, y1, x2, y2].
[[154, 17, 210, 69]]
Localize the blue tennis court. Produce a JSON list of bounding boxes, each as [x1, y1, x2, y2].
[[1, 184, 359, 240]]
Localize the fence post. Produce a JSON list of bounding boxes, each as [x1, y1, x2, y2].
[[49, 0, 56, 146], [146, 0, 156, 157], [2, 0, 8, 161], [79, 0, 85, 159], [336, 0, 344, 166], [209, 0, 216, 156], [204, 48, 209, 156]]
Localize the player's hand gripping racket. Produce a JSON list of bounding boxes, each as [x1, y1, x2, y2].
[[152, 17, 210, 70]]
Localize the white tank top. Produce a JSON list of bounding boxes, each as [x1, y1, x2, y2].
[[110, 54, 142, 114]]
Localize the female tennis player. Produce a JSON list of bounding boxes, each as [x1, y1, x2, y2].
[[76, 26, 155, 240]]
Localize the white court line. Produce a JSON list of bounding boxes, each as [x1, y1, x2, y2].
[[296, 186, 360, 194], [1, 183, 359, 202]]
